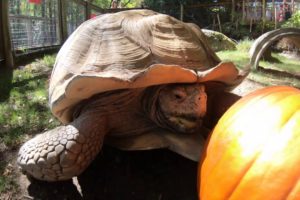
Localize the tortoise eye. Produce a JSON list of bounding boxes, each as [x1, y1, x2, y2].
[[175, 94, 182, 99], [175, 94, 183, 100], [173, 89, 187, 101]]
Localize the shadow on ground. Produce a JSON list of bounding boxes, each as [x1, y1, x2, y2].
[[0, 68, 13, 102], [27, 146, 198, 200]]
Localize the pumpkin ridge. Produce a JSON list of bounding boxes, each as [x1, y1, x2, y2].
[[274, 94, 300, 128], [200, 131, 262, 199], [284, 112, 300, 199], [226, 154, 259, 199], [283, 160, 300, 199], [279, 110, 300, 199]]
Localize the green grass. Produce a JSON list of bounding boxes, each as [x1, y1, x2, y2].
[[260, 53, 300, 74], [236, 38, 253, 52], [217, 40, 300, 88], [0, 54, 60, 147], [0, 54, 60, 195], [217, 49, 249, 68], [0, 161, 18, 194]]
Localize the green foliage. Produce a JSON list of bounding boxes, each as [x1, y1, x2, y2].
[[91, 0, 111, 8], [236, 38, 254, 52], [0, 161, 17, 194], [121, 0, 143, 8], [282, 10, 300, 28], [255, 21, 276, 33], [143, 0, 180, 13], [221, 20, 278, 40], [221, 22, 250, 40], [91, 0, 142, 8]]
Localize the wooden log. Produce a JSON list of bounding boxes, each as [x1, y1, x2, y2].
[[231, 0, 235, 22]]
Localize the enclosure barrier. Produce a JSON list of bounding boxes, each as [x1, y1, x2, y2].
[[0, 0, 14, 69], [0, 0, 139, 68], [249, 27, 300, 69]]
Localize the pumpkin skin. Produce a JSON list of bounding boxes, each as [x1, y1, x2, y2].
[[198, 86, 300, 200]]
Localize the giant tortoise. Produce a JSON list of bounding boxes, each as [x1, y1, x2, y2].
[[18, 9, 248, 181]]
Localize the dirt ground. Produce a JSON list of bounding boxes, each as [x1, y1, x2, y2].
[[1, 79, 264, 200]]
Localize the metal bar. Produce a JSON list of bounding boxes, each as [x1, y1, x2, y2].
[[185, 2, 233, 8], [180, 4, 184, 21], [9, 14, 52, 21], [58, 0, 68, 42], [85, 1, 90, 20]]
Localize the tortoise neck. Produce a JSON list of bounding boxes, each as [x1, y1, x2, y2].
[[141, 85, 174, 131]]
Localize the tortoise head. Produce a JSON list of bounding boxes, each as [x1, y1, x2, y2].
[[158, 83, 207, 133]]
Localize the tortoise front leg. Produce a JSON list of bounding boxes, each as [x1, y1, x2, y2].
[[18, 118, 107, 181]]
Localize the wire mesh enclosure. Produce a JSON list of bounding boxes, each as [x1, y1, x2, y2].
[[9, 0, 60, 54], [7, 0, 107, 56], [66, 1, 86, 36]]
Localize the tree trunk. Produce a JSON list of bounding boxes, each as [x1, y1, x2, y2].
[[262, 0, 266, 32], [0, 0, 14, 101], [242, 0, 246, 22], [0, 0, 14, 69], [231, 0, 235, 22], [58, 0, 68, 42]]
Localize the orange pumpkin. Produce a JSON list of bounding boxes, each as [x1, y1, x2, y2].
[[198, 86, 300, 200]]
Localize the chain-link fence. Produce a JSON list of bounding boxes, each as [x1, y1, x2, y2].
[[9, 0, 60, 54], [3, 0, 138, 65], [66, 1, 86, 36], [7, 0, 107, 56]]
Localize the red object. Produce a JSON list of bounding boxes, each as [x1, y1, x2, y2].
[[28, 0, 41, 4], [90, 14, 97, 19]]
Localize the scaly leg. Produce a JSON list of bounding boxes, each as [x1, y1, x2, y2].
[[18, 117, 107, 181]]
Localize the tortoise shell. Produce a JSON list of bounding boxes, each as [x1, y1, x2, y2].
[[49, 9, 245, 123]]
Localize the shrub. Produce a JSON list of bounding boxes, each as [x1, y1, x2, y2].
[[282, 10, 300, 28]]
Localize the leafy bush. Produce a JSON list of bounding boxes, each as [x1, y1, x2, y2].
[[236, 38, 254, 52], [282, 10, 300, 28], [221, 22, 250, 40]]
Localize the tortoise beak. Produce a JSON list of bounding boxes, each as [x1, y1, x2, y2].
[[168, 115, 204, 134]]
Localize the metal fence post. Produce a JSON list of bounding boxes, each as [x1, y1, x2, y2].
[[180, 4, 184, 21], [58, 0, 68, 43], [86, 1, 91, 20]]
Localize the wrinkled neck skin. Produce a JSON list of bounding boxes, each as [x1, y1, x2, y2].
[[140, 85, 169, 131]]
